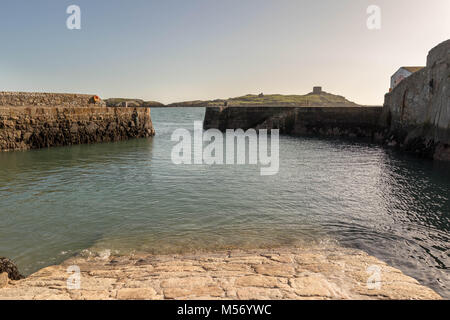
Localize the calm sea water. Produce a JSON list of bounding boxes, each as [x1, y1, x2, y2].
[[0, 107, 449, 297]]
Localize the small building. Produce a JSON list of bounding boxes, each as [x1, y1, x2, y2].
[[390, 66, 424, 91], [313, 86, 322, 94]]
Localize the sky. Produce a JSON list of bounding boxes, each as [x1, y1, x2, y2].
[[0, 0, 449, 105]]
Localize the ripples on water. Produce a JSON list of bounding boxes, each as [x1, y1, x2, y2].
[[0, 107, 449, 297]]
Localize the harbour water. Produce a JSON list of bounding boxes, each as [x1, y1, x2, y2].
[[0, 107, 448, 297]]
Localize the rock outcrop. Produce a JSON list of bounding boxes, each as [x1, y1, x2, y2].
[[0, 246, 441, 300], [0, 93, 155, 151], [105, 98, 164, 108], [381, 39, 450, 160], [0, 258, 24, 281]]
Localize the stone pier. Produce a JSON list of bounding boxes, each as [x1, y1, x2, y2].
[[0, 92, 155, 151]]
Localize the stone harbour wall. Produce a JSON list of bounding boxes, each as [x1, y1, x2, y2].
[[0, 105, 155, 151], [381, 39, 450, 160], [0, 92, 104, 107], [204, 106, 383, 139]]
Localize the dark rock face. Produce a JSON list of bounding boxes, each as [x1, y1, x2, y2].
[[204, 106, 383, 140], [0, 258, 24, 280], [381, 39, 450, 160]]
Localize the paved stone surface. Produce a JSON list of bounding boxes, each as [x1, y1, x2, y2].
[[0, 273, 9, 288], [0, 246, 441, 300]]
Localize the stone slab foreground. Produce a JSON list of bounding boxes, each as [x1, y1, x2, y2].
[[0, 246, 441, 300]]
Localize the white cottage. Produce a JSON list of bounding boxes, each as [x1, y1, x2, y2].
[[390, 66, 424, 91]]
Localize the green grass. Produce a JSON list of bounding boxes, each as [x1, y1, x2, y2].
[[205, 92, 357, 107], [107, 91, 360, 108]]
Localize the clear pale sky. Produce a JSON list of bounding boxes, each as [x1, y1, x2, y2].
[[1, 0, 449, 105]]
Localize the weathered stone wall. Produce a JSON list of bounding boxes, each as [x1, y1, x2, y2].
[[0, 106, 155, 151], [0, 92, 103, 107], [204, 106, 383, 139], [381, 39, 450, 160], [204, 106, 293, 131]]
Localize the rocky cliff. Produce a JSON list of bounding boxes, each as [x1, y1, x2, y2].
[[381, 40, 450, 160], [0, 93, 155, 151]]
